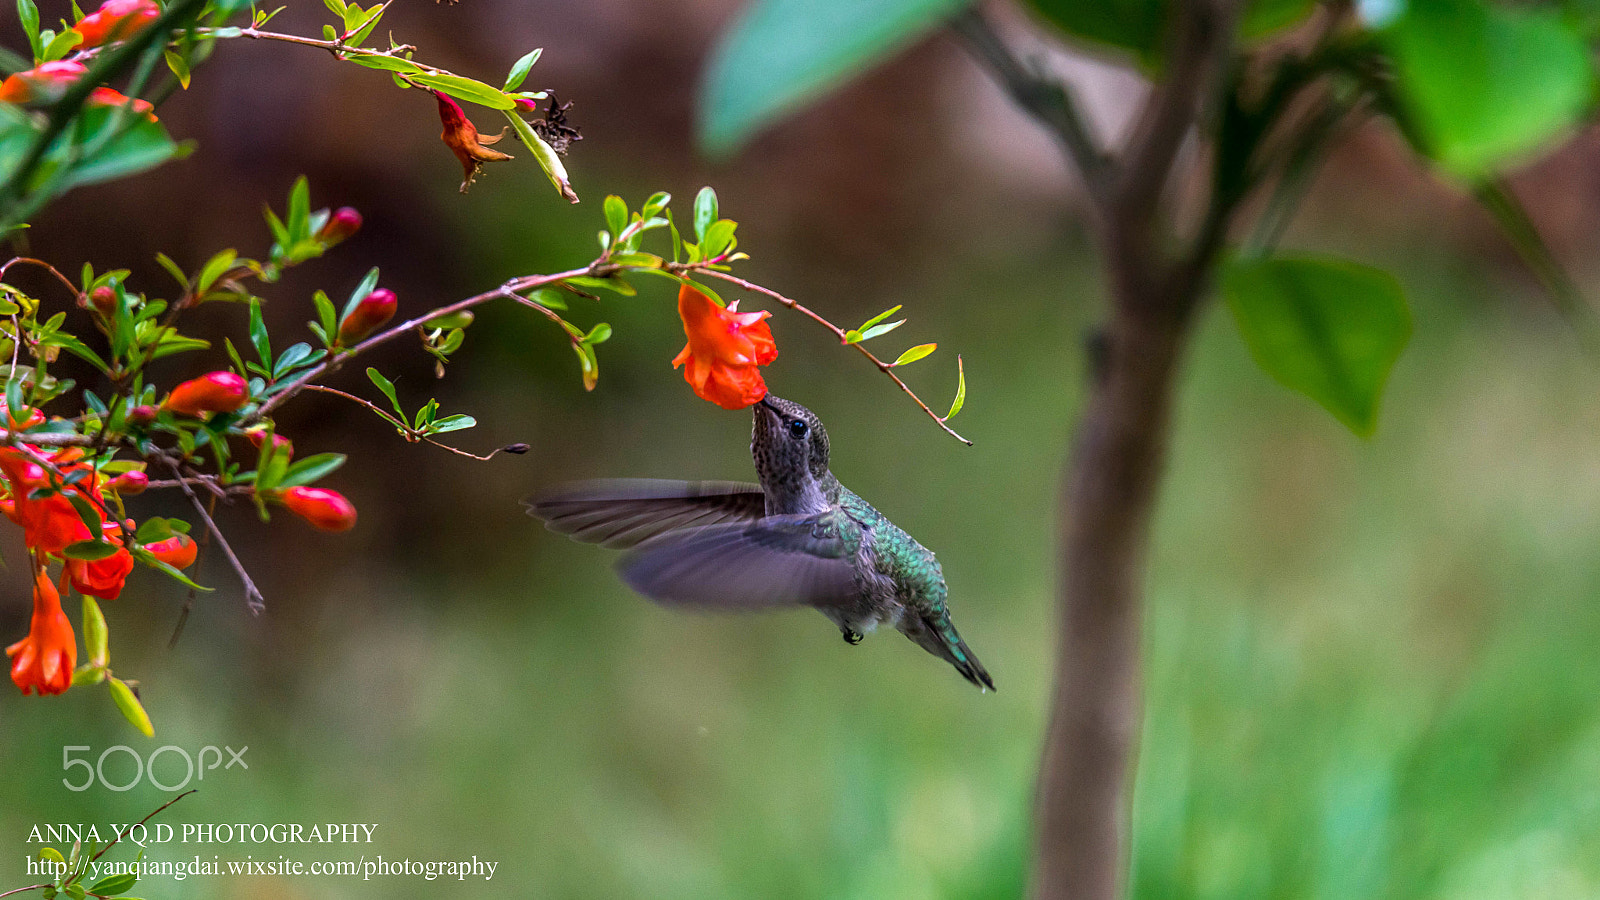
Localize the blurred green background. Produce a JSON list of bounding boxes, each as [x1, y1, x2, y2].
[[5, 2, 1600, 898]]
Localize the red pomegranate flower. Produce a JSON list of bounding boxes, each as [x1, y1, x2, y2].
[[672, 283, 778, 410], [7, 570, 76, 695], [66, 524, 133, 600]]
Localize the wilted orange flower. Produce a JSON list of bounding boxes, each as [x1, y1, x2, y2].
[[73, 0, 160, 49], [0, 61, 88, 105], [164, 371, 248, 416], [279, 486, 357, 532], [672, 283, 778, 410], [7, 570, 76, 695], [144, 533, 197, 570], [434, 91, 512, 192]]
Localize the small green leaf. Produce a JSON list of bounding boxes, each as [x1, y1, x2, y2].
[[412, 74, 516, 109], [343, 267, 381, 321], [603, 195, 627, 243], [197, 249, 237, 295], [81, 595, 108, 668], [892, 342, 936, 366], [503, 47, 542, 91], [585, 322, 613, 344], [528, 287, 567, 310], [946, 354, 966, 421], [18, 0, 41, 61], [164, 49, 191, 89], [278, 452, 346, 488], [248, 299, 270, 364], [856, 319, 905, 342], [1222, 255, 1411, 436], [63, 540, 120, 561], [694, 187, 719, 242], [345, 53, 422, 75], [107, 677, 153, 738], [428, 414, 476, 434], [87, 874, 137, 896], [287, 176, 311, 240], [503, 111, 578, 202], [366, 367, 403, 417], [857, 305, 902, 332]]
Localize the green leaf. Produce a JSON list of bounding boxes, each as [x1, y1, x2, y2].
[[366, 367, 403, 417], [585, 322, 613, 345], [287, 176, 311, 240], [603, 195, 627, 243], [701, 219, 737, 259], [197, 249, 237, 295], [278, 452, 346, 488], [856, 318, 905, 342], [528, 287, 567, 310], [41, 27, 82, 63], [313, 290, 338, 338], [503, 47, 542, 91], [694, 186, 719, 242], [857, 304, 902, 332], [164, 48, 192, 89], [81, 595, 108, 668], [412, 73, 516, 109], [1025, 0, 1164, 61], [18, 0, 41, 61], [63, 540, 120, 561], [107, 677, 153, 738], [892, 342, 936, 366], [428, 413, 476, 434], [699, 0, 968, 155], [54, 106, 183, 192], [946, 354, 966, 420], [248, 299, 270, 364], [343, 267, 381, 321], [345, 53, 422, 75], [1383, 0, 1595, 178], [87, 874, 137, 896], [503, 111, 578, 202], [1222, 255, 1411, 436]]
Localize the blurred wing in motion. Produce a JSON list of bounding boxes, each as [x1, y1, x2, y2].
[[617, 513, 859, 610], [525, 479, 767, 549]]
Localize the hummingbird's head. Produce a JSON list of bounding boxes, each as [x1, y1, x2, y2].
[[752, 395, 832, 507]]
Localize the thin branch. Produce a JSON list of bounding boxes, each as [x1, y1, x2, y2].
[[0, 886, 50, 898], [299, 384, 517, 460], [950, 6, 1111, 206], [687, 268, 974, 445], [252, 267, 591, 419], [90, 790, 196, 863], [164, 459, 263, 615], [1475, 178, 1600, 352]]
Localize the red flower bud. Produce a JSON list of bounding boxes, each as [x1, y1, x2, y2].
[[164, 371, 248, 417], [125, 405, 158, 427], [86, 87, 157, 121], [0, 61, 88, 105], [0, 402, 44, 432], [144, 533, 197, 570], [72, 0, 160, 49], [279, 486, 357, 532], [246, 428, 293, 460], [108, 471, 148, 495], [84, 285, 117, 315], [337, 288, 397, 346], [318, 207, 362, 245], [68, 534, 134, 601]]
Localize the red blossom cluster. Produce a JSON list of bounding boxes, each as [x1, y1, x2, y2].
[[0, 426, 192, 695]]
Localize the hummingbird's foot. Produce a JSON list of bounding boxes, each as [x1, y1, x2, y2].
[[842, 628, 863, 645]]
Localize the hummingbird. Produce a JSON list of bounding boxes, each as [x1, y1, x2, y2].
[[525, 395, 994, 691]]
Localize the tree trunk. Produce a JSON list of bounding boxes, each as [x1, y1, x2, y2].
[[1030, 285, 1194, 900]]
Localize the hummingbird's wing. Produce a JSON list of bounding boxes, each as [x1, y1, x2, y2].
[[616, 512, 859, 610], [524, 479, 767, 549]]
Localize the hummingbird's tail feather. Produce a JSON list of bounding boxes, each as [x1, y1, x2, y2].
[[903, 613, 995, 692]]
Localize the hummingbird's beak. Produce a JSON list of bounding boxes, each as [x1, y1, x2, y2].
[[755, 396, 777, 415]]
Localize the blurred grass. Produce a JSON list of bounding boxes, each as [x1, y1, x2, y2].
[[4, 202, 1600, 900]]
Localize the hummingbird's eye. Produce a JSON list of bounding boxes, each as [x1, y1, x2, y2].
[[788, 419, 809, 439]]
